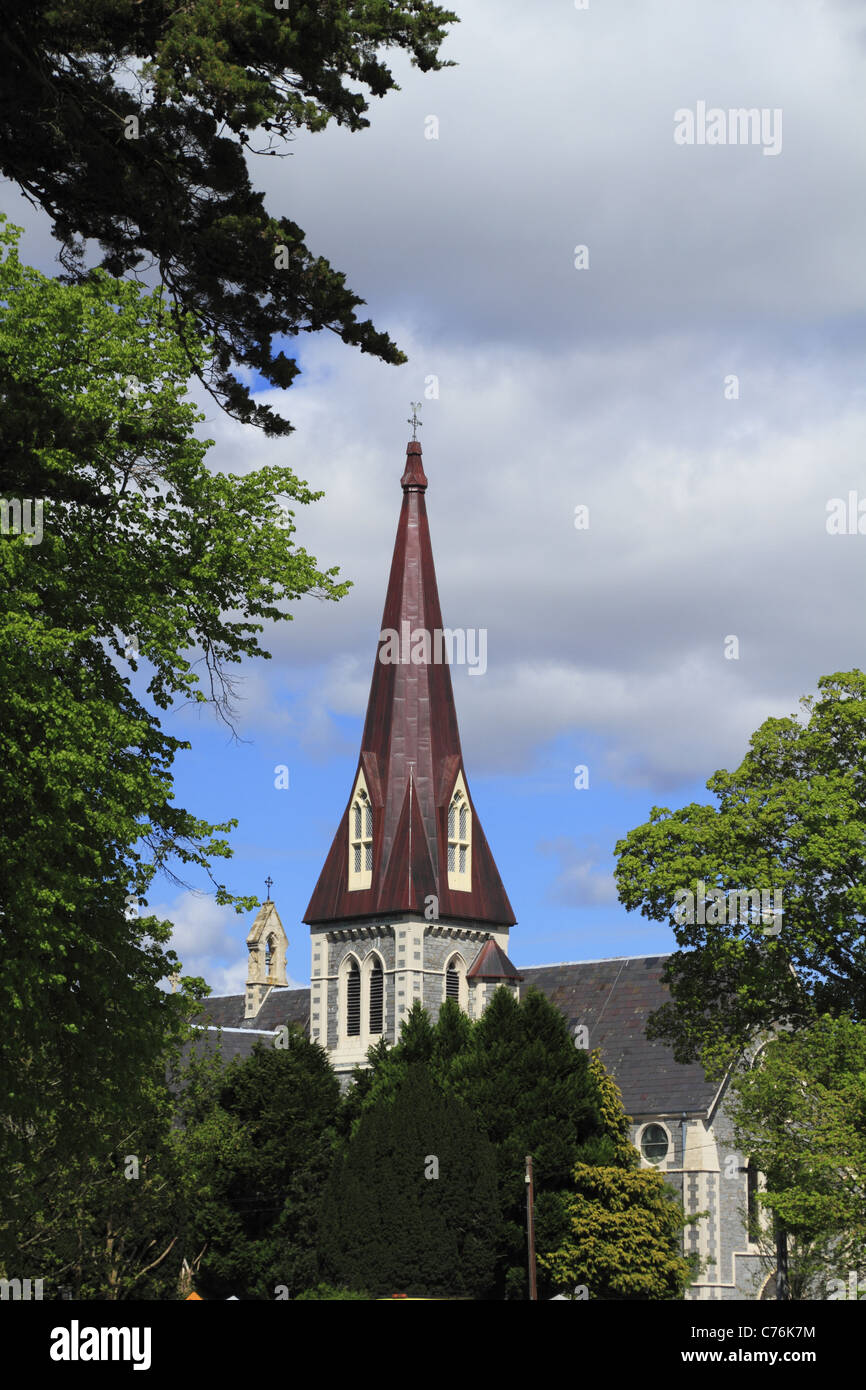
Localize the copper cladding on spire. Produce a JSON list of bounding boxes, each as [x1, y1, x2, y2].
[[303, 442, 515, 927]]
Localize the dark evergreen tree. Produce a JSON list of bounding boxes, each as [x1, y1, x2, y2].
[[176, 1030, 340, 1299], [319, 1064, 499, 1299], [450, 986, 610, 1299], [0, 0, 458, 436]]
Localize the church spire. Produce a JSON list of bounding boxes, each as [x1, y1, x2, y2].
[[304, 440, 514, 928]]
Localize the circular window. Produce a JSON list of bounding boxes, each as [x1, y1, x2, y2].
[[640, 1124, 669, 1163]]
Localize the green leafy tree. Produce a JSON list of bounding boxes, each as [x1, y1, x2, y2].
[[727, 1015, 866, 1299], [175, 1032, 341, 1300], [539, 1050, 697, 1300], [319, 1063, 499, 1299], [1, 1046, 190, 1299], [0, 217, 346, 1165], [614, 671, 866, 1074], [0, 0, 457, 434]]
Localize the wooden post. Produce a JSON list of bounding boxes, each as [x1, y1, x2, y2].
[[525, 1153, 537, 1301]]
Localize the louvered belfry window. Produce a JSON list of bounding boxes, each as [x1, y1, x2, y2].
[[446, 962, 460, 1001], [347, 961, 361, 1036], [369, 958, 384, 1034]]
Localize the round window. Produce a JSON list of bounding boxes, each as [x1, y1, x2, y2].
[[640, 1124, 669, 1163]]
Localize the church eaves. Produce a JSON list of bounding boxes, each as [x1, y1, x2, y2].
[[303, 441, 515, 928]]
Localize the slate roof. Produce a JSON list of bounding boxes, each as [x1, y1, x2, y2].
[[519, 955, 717, 1117], [192, 957, 717, 1119], [195, 986, 310, 1034], [303, 442, 515, 929], [467, 939, 523, 981]]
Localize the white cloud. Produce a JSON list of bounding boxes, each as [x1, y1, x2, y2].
[[152, 890, 302, 996]]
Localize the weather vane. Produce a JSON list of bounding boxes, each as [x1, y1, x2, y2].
[[264, 875, 273, 901], [408, 402, 422, 440]]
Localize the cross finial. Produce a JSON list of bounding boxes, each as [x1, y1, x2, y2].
[[408, 402, 422, 440], [264, 875, 273, 901]]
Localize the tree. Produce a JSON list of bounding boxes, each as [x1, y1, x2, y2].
[[539, 1051, 698, 1300], [614, 671, 866, 1073], [318, 1063, 499, 1299], [1, 1046, 190, 1299], [0, 218, 345, 1164], [450, 987, 610, 1299], [175, 1032, 341, 1300], [726, 1015, 866, 1299], [0, 0, 458, 435]]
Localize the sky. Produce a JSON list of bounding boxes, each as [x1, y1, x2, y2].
[[5, 0, 866, 995]]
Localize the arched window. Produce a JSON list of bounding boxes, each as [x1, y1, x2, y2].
[[346, 960, 361, 1037], [348, 772, 373, 891], [447, 774, 472, 891], [265, 933, 275, 976], [443, 953, 467, 1011], [445, 961, 460, 1002], [369, 957, 384, 1035]]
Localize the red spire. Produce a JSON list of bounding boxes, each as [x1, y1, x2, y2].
[[304, 442, 515, 927]]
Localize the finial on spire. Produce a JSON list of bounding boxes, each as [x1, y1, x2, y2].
[[264, 875, 273, 901], [408, 402, 422, 441]]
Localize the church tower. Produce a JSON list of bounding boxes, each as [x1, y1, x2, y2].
[[304, 440, 520, 1076]]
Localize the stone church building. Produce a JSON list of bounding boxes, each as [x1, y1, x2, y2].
[[196, 440, 771, 1301]]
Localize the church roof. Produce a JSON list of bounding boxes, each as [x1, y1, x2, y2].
[[519, 955, 717, 1116], [467, 939, 523, 981], [304, 441, 515, 928], [192, 956, 717, 1118]]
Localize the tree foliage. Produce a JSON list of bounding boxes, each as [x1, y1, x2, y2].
[[539, 1163, 696, 1301], [727, 1015, 866, 1295], [615, 671, 866, 1073], [0, 0, 458, 434], [175, 1032, 341, 1300], [337, 992, 688, 1299], [0, 1047, 189, 1299], [319, 1063, 499, 1299], [0, 218, 345, 1161], [539, 1049, 697, 1299]]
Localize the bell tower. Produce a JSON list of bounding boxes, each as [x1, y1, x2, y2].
[[304, 439, 520, 1076]]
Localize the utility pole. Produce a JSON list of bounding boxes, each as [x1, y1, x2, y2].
[[525, 1153, 538, 1301]]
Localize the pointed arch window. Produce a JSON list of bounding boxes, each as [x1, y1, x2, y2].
[[265, 933, 275, 977], [443, 953, 468, 1011], [348, 770, 373, 891], [346, 959, 361, 1037], [369, 956, 384, 1035], [447, 773, 472, 891]]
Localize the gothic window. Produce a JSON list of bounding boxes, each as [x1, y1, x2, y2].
[[447, 774, 472, 891], [265, 934, 275, 976], [640, 1123, 670, 1164], [348, 772, 373, 891], [443, 953, 467, 1011], [346, 959, 361, 1037], [369, 956, 384, 1035]]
